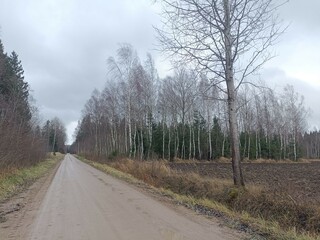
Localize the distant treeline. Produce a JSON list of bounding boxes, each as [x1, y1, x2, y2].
[[71, 44, 318, 161], [0, 39, 66, 169]]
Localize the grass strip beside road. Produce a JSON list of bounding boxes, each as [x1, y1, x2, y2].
[[0, 153, 64, 202], [79, 156, 319, 240]]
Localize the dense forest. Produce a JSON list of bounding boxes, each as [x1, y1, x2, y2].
[[0, 39, 66, 169], [71, 44, 319, 161]]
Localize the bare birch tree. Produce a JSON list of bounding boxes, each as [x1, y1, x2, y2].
[[156, 0, 285, 186], [281, 85, 308, 161], [107, 44, 140, 157]]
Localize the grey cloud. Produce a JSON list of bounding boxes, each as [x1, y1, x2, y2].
[[1, 0, 319, 144]]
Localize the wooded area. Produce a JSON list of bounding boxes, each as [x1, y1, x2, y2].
[[0, 39, 66, 169], [70, 0, 320, 187], [71, 44, 318, 162]]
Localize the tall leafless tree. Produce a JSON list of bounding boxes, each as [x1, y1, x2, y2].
[[107, 44, 140, 157], [156, 0, 286, 186]]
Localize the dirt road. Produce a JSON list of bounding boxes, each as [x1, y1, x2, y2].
[[2, 155, 244, 240]]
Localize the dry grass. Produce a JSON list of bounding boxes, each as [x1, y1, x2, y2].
[[0, 153, 63, 202], [242, 158, 312, 164], [106, 158, 320, 239], [217, 157, 232, 163]]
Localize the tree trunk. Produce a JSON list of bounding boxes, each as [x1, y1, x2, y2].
[[140, 126, 144, 159], [128, 101, 132, 157], [255, 131, 258, 160], [124, 119, 128, 154], [222, 134, 225, 157], [189, 124, 192, 160], [208, 124, 212, 160], [162, 120, 165, 159], [293, 131, 297, 161], [133, 123, 136, 158], [224, 0, 244, 187], [258, 135, 261, 159], [168, 126, 171, 159], [198, 122, 201, 159], [227, 90, 245, 186], [148, 114, 152, 159], [128, 119, 132, 157], [280, 134, 283, 159], [243, 133, 247, 159], [192, 125, 196, 159], [175, 126, 179, 159], [181, 124, 185, 159], [247, 134, 251, 159], [52, 126, 56, 154]]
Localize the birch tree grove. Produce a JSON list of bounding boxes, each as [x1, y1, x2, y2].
[[71, 44, 314, 169], [155, 0, 286, 186]]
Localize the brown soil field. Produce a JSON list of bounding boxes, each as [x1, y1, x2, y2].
[[169, 161, 320, 205]]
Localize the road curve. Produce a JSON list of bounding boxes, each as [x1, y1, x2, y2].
[[29, 154, 240, 240]]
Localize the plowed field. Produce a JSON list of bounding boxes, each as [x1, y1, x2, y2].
[[169, 161, 320, 205]]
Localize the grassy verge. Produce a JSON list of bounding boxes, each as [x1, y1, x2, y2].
[[0, 153, 64, 202], [79, 157, 320, 240]]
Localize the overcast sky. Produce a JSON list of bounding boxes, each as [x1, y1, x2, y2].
[[0, 0, 319, 144]]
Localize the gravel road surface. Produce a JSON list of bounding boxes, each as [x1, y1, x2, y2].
[[2, 154, 244, 240]]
